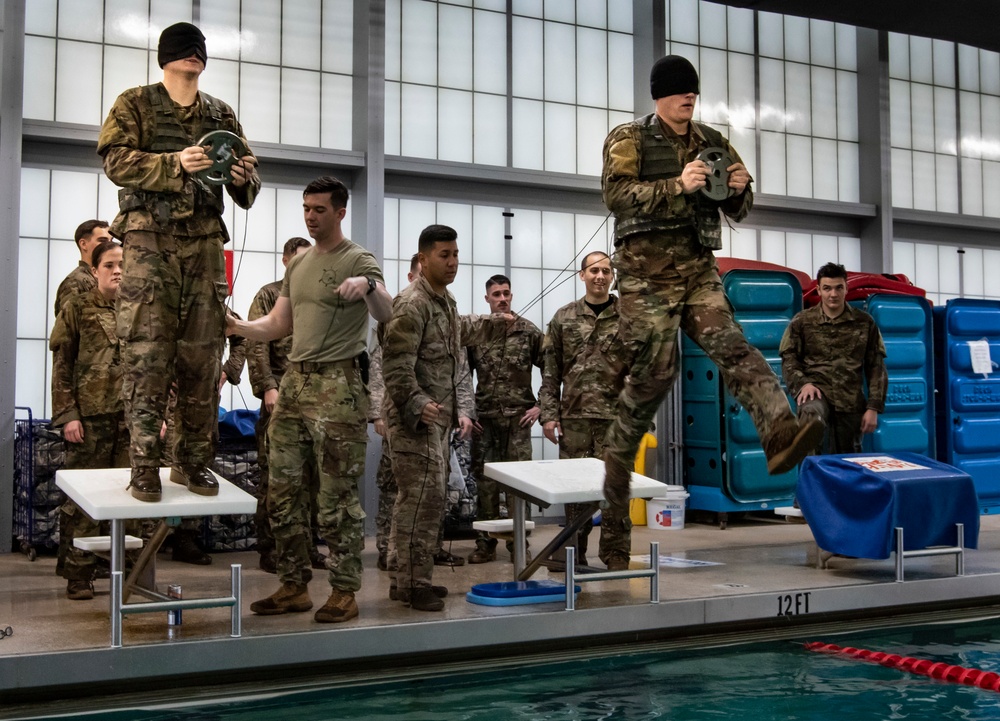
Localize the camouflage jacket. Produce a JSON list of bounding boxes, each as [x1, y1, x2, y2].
[[383, 276, 497, 436], [470, 315, 544, 418], [539, 296, 627, 423], [49, 289, 122, 426], [373, 312, 475, 425], [97, 83, 259, 239], [780, 304, 888, 414], [54, 261, 97, 317], [602, 114, 751, 253], [246, 280, 292, 398], [222, 307, 246, 386]]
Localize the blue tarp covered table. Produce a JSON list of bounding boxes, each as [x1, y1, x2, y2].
[[797, 453, 979, 559]]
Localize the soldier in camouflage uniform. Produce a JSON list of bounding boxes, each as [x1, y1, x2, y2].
[[539, 252, 632, 570], [467, 274, 544, 564], [369, 254, 420, 573], [780, 262, 888, 454], [53, 220, 111, 317], [383, 225, 503, 612], [50, 241, 135, 600], [601, 55, 823, 512], [97, 22, 260, 503], [246, 236, 325, 574], [230, 177, 392, 624], [156, 305, 248, 565]]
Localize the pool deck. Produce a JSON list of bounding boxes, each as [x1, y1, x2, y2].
[[3, 511, 1000, 713]]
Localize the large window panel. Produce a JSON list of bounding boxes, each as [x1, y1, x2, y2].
[[544, 103, 577, 174], [321, 0, 354, 75], [512, 16, 544, 99], [512, 98, 544, 170], [16, 341, 49, 418], [55, 40, 102, 125], [577, 107, 610, 177], [321, 73, 353, 151], [543, 22, 576, 105], [576, 27, 608, 109], [22, 36, 56, 120], [472, 206, 505, 266], [49, 171, 98, 240], [25, 0, 57, 36], [281, 69, 321, 147], [102, 46, 149, 118], [438, 90, 474, 163], [240, 0, 281, 66], [240, 64, 281, 143], [401, 84, 438, 158], [18, 239, 49, 340], [473, 9, 507, 94], [199, 58, 241, 117], [401, 0, 437, 86], [669, 0, 699, 45], [439, 4, 473, 91], [57, 0, 103, 42], [282, 0, 322, 70], [201, 1, 242, 61], [474, 93, 507, 166]]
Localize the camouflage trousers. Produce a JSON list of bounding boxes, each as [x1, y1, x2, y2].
[[161, 393, 215, 535], [57, 413, 138, 581], [605, 238, 795, 507], [374, 442, 396, 561], [255, 402, 320, 558], [798, 397, 863, 455], [560, 417, 631, 563], [391, 421, 450, 591], [471, 415, 533, 548], [268, 366, 368, 591], [117, 229, 227, 471]]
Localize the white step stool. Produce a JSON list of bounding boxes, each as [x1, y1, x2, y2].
[[73, 535, 144, 552]]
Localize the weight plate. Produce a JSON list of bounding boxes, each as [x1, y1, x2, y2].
[[696, 146, 734, 202], [195, 130, 248, 186]]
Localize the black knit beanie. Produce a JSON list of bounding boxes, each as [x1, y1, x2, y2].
[[158, 22, 207, 69], [650, 55, 699, 99]]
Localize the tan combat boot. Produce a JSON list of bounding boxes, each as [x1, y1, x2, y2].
[[314, 589, 359, 623], [764, 416, 825, 475], [250, 582, 312, 615]]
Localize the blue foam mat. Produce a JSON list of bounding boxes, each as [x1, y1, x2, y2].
[[471, 580, 581, 598], [466, 591, 577, 606]]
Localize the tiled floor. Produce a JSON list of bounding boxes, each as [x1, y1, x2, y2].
[[3, 512, 1000, 709]]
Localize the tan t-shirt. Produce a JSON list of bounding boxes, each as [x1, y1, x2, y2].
[[281, 240, 384, 363]]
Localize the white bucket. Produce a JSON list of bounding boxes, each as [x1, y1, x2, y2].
[[646, 487, 689, 531]]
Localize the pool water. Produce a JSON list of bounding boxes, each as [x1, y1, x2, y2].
[[63, 617, 1000, 720]]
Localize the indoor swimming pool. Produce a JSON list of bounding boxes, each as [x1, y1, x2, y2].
[[31, 615, 1000, 720]]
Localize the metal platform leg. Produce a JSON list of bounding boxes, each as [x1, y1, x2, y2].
[[231, 564, 242, 638]]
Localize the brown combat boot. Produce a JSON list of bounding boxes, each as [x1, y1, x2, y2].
[[467, 539, 497, 564], [764, 416, 825, 475], [390, 580, 448, 602], [169, 466, 219, 496], [128, 468, 161, 502], [171, 529, 212, 565], [605, 555, 631, 572], [250, 582, 312, 615], [314, 589, 359, 623], [408, 587, 445, 612], [66, 579, 94, 600]]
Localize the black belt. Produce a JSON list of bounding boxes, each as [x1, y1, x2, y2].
[[289, 358, 357, 374]]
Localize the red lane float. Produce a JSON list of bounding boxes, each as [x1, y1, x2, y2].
[[804, 642, 1000, 692]]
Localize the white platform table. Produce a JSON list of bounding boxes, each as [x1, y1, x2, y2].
[[56, 468, 256, 647], [484, 458, 668, 581]]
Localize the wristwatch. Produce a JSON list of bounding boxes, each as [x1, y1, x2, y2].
[[366, 277, 377, 296]]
